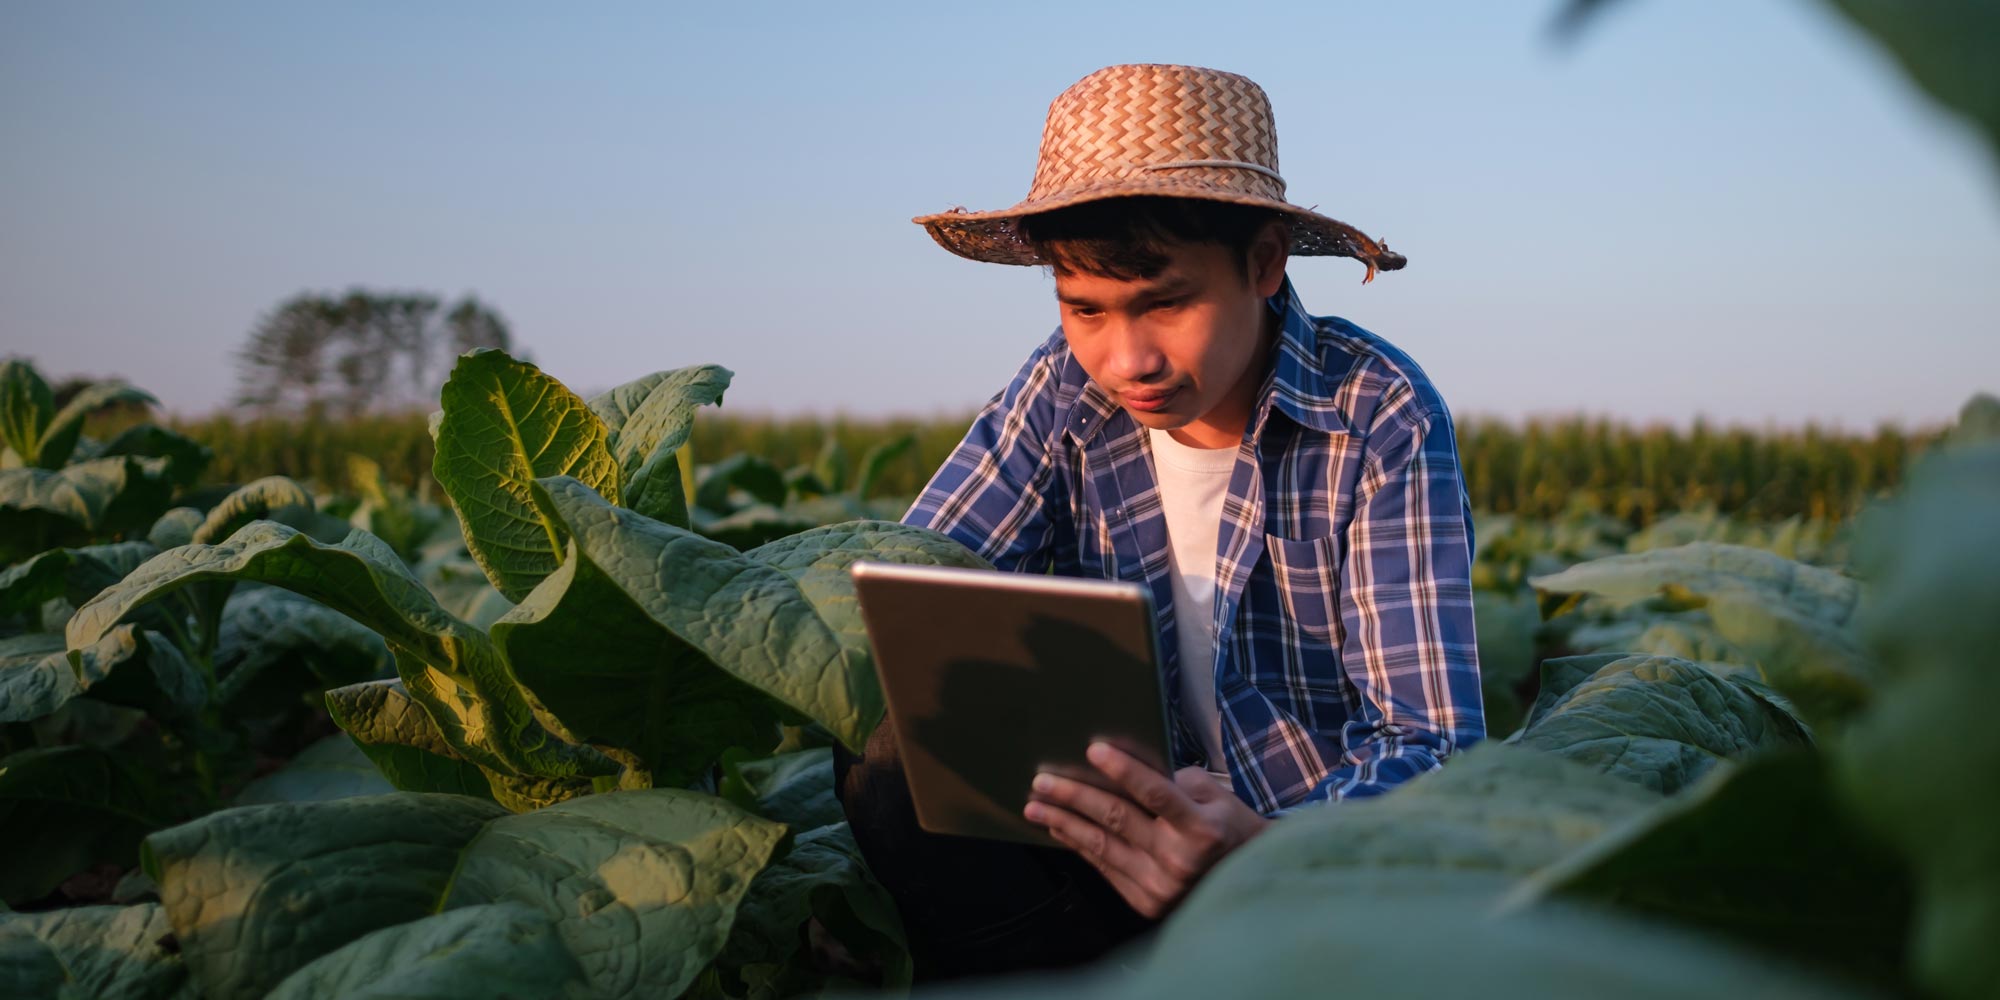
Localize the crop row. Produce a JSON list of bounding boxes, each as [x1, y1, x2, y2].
[[159, 407, 1937, 526]]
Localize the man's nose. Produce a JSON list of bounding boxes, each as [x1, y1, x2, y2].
[[1104, 320, 1165, 385]]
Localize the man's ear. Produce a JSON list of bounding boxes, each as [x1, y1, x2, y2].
[[1249, 219, 1290, 298]]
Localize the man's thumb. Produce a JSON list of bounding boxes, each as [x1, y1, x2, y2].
[[1175, 766, 1224, 801]]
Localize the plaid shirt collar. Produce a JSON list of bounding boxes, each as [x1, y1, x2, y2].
[[1062, 275, 1350, 449]]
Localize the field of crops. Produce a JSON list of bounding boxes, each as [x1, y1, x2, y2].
[[172, 407, 1933, 527], [3, 351, 1995, 999]]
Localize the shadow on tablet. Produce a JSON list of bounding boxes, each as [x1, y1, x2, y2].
[[908, 614, 1161, 834]]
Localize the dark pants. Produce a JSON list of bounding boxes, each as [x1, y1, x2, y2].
[[832, 713, 1161, 984]]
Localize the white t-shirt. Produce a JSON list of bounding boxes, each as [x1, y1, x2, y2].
[[1146, 426, 1239, 788]]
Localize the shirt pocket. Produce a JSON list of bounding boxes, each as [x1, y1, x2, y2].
[[1261, 531, 1346, 646]]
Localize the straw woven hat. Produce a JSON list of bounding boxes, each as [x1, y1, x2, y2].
[[914, 63, 1407, 282]]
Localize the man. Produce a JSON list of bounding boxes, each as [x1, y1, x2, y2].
[[833, 63, 1483, 983]]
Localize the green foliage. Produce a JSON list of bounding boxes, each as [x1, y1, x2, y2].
[[0, 746, 178, 905], [67, 521, 618, 792], [587, 363, 733, 527], [432, 349, 622, 601], [11, 334, 1987, 998], [995, 746, 1871, 1000], [231, 735, 394, 806], [1506, 752, 1913, 986], [1837, 435, 2000, 999], [1508, 654, 1814, 794], [171, 407, 1933, 531], [142, 792, 508, 1000], [262, 903, 581, 1000], [0, 456, 177, 563], [1531, 543, 1872, 731], [0, 360, 155, 470], [442, 790, 787, 1000], [0, 903, 188, 999]]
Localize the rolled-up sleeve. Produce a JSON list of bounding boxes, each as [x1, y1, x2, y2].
[[1278, 389, 1485, 813], [902, 335, 1070, 575]]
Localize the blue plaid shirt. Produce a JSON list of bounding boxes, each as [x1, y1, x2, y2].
[[903, 275, 1485, 816]]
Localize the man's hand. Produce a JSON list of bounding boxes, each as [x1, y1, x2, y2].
[[1022, 742, 1269, 919]]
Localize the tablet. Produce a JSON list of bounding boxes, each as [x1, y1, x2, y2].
[[850, 561, 1173, 848]]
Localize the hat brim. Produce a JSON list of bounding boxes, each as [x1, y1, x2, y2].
[[913, 179, 1407, 280]]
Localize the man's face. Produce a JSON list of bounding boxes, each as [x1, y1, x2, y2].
[[1055, 229, 1288, 449]]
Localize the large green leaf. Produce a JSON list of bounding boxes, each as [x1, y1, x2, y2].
[[491, 536, 794, 789], [1506, 751, 1913, 988], [213, 587, 393, 720], [977, 896, 1870, 1000], [0, 903, 187, 1000], [2, 540, 180, 639], [325, 679, 496, 801], [1837, 441, 2000, 1000], [1531, 543, 1871, 730], [67, 522, 616, 784], [1, 626, 202, 726], [587, 364, 732, 527], [98, 423, 212, 488], [442, 787, 788, 1000], [145, 506, 203, 549], [0, 456, 175, 561], [1171, 744, 1659, 924], [0, 360, 55, 468], [232, 734, 396, 805], [35, 381, 156, 470], [1509, 654, 1813, 794], [1564, 610, 1755, 667], [60, 541, 163, 607], [1824, 0, 2000, 162], [0, 549, 70, 618], [142, 792, 508, 1000], [0, 632, 78, 723], [433, 349, 621, 601], [1531, 542, 1860, 625], [191, 476, 315, 546], [1556, 0, 1997, 163], [0, 746, 175, 905], [530, 477, 990, 752], [1699, 589, 1875, 729], [1047, 744, 1869, 1000], [69, 625, 206, 722], [720, 747, 844, 833], [263, 903, 583, 1000]]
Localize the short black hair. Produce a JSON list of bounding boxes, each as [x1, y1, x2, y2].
[[1016, 196, 1289, 282]]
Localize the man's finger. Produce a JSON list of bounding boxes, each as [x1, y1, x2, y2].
[[1031, 771, 1159, 854], [1048, 826, 1160, 919], [1087, 742, 1202, 827], [1027, 800, 1170, 899], [1175, 766, 1228, 802]]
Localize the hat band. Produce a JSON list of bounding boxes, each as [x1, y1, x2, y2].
[[1135, 159, 1286, 189]]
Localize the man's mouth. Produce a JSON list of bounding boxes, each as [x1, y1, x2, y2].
[[1123, 387, 1178, 412]]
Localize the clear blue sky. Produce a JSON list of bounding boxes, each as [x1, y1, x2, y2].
[[4, 0, 1995, 430]]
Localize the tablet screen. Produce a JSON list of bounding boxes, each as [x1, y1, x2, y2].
[[852, 562, 1174, 847]]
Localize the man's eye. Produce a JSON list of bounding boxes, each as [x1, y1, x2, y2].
[[1071, 307, 1102, 319], [1151, 298, 1184, 312]]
